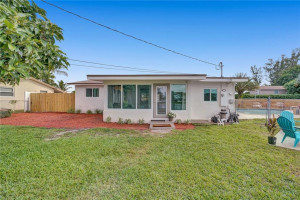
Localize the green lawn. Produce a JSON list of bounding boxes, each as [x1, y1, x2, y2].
[[1, 120, 299, 199]]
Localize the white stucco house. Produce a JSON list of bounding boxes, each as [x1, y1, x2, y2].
[[69, 74, 247, 123]]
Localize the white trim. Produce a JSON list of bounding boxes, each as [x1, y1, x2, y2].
[[200, 78, 248, 82], [88, 75, 206, 81]]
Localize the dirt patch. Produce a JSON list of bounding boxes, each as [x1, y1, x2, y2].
[[0, 113, 194, 130], [45, 128, 89, 141]]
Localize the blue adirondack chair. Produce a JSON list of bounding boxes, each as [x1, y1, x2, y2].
[[277, 116, 300, 147], [280, 110, 300, 129]]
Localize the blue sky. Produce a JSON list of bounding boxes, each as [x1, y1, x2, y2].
[[36, 1, 300, 85]]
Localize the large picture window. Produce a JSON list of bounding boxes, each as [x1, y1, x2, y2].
[[108, 85, 121, 108], [137, 85, 151, 109], [171, 84, 186, 110], [204, 89, 217, 102], [123, 85, 136, 109], [0, 87, 14, 96]]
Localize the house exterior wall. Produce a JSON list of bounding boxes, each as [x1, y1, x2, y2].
[[0, 79, 54, 111], [101, 80, 236, 123], [75, 85, 104, 113], [189, 81, 236, 121], [102, 80, 188, 123]]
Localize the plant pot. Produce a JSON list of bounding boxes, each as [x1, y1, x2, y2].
[[169, 117, 174, 122], [268, 136, 277, 145]]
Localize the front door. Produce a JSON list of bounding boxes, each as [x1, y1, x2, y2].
[[153, 84, 169, 118]]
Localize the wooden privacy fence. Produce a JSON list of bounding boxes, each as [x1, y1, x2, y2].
[[236, 99, 300, 110], [30, 93, 75, 112]]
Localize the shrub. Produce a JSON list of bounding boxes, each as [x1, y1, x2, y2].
[[67, 108, 75, 113], [87, 110, 93, 114], [124, 119, 132, 124], [0, 109, 12, 118], [76, 109, 81, 114], [236, 94, 300, 99], [175, 119, 182, 124], [184, 119, 191, 125], [118, 118, 124, 124], [106, 116, 112, 123], [138, 119, 145, 125], [95, 109, 103, 114]]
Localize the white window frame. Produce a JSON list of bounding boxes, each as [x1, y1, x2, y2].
[[204, 88, 218, 102], [107, 84, 152, 110], [86, 88, 99, 98]]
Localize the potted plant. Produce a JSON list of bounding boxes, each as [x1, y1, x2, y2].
[[266, 114, 278, 145], [167, 112, 176, 121]]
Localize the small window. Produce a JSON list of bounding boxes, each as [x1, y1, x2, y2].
[[204, 89, 217, 102], [274, 90, 279, 94], [86, 88, 93, 97], [171, 84, 186, 110], [93, 88, 99, 97], [86, 88, 99, 97], [0, 87, 13, 96], [123, 85, 136, 109], [40, 90, 48, 93], [138, 85, 151, 109], [108, 85, 121, 108]]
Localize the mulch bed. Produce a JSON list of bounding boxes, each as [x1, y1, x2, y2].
[[0, 113, 194, 130]]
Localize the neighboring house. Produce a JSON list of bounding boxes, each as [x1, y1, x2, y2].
[[249, 86, 287, 95], [69, 74, 247, 123], [0, 78, 64, 111]]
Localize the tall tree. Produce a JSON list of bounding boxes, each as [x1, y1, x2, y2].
[[56, 80, 71, 92], [235, 72, 259, 98], [284, 79, 300, 94], [264, 48, 300, 86], [250, 65, 263, 85], [0, 0, 69, 85]]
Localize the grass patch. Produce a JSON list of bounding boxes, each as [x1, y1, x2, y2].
[[0, 119, 299, 199]]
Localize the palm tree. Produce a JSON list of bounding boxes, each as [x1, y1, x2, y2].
[[56, 80, 71, 92], [235, 72, 259, 98]]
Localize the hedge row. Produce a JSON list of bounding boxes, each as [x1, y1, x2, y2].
[[236, 94, 300, 99]]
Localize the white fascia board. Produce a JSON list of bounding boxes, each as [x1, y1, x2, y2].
[[200, 78, 248, 83], [87, 75, 206, 81]]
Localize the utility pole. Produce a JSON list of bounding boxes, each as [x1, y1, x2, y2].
[[219, 62, 224, 77]]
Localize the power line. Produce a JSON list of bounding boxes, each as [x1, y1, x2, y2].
[[68, 58, 186, 74], [70, 63, 187, 74], [40, 0, 219, 66]]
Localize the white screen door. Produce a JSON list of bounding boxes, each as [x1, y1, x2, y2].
[[156, 86, 167, 115]]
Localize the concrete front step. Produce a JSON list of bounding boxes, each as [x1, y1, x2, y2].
[[149, 121, 175, 131]]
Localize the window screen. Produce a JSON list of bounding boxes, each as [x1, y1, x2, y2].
[[86, 88, 92, 97], [108, 85, 121, 108], [0, 87, 13, 96], [137, 85, 151, 109], [93, 88, 99, 97], [171, 84, 186, 110], [123, 85, 136, 109]]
